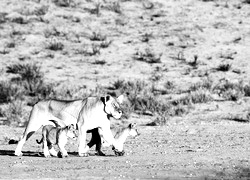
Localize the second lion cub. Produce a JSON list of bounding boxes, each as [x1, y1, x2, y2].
[[36, 120, 77, 158]]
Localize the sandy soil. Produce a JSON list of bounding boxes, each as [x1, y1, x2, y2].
[[1, 0, 250, 179], [1, 101, 250, 179]]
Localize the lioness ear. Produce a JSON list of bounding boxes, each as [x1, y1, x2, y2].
[[106, 95, 110, 102], [117, 95, 124, 104], [100, 96, 111, 105], [128, 123, 136, 129]]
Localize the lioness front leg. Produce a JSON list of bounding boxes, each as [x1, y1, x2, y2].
[[101, 126, 123, 152], [78, 128, 89, 157]]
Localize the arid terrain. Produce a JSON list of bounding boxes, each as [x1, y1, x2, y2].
[[1, 0, 250, 179]]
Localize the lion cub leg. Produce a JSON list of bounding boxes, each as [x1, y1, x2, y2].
[[57, 131, 69, 158], [48, 146, 57, 157], [43, 129, 51, 158]]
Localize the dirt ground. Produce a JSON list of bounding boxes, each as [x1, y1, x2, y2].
[[1, 101, 250, 180]]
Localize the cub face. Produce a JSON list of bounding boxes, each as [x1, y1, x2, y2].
[[66, 124, 78, 140], [128, 123, 139, 138]]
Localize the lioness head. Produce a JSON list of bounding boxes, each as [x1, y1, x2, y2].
[[103, 95, 124, 119]]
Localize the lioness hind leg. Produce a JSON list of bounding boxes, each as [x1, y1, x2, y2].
[[87, 129, 106, 156], [14, 127, 41, 156], [78, 128, 89, 157], [14, 104, 46, 156], [14, 131, 35, 156], [94, 130, 105, 156]]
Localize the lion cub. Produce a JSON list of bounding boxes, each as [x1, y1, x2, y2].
[[89, 123, 139, 156], [36, 120, 77, 158]]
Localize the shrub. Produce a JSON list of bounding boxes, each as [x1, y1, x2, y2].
[[6, 63, 54, 97], [53, 0, 71, 7], [0, 12, 7, 23], [92, 59, 106, 65], [134, 48, 162, 63], [46, 38, 64, 51], [190, 89, 212, 104], [216, 63, 231, 72], [0, 81, 23, 103], [213, 80, 244, 101], [1, 100, 29, 126], [244, 84, 250, 97]]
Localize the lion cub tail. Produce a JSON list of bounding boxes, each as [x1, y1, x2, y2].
[[49, 120, 63, 128]]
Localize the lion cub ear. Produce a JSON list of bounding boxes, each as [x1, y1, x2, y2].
[[117, 94, 124, 104]]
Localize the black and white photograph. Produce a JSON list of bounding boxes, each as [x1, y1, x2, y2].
[[0, 0, 250, 179]]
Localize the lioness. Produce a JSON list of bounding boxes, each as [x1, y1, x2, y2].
[[36, 120, 77, 158], [14, 95, 124, 157]]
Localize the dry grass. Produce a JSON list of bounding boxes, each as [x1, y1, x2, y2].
[[0, 0, 250, 127]]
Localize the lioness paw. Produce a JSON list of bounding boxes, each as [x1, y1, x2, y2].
[[44, 154, 51, 158], [61, 154, 69, 158], [14, 151, 23, 156], [96, 151, 106, 156], [112, 147, 125, 156], [79, 153, 89, 157]]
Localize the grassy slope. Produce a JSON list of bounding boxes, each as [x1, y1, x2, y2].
[[0, 0, 250, 125]]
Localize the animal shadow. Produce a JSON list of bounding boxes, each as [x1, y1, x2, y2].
[[0, 150, 42, 157], [0, 150, 119, 158]]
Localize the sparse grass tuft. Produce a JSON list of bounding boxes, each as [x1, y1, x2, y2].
[[89, 44, 101, 56], [107, 2, 122, 14], [243, 84, 250, 97], [91, 2, 102, 16], [141, 32, 153, 43], [92, 59, 106, 65], [44, 27, 65, 38], [46, 38, 64, 51], [53, 0, 72, 7], [90, 31, 106, 41], [216, 63, 231, 72], [134, 48, 162, 63], [100, 39, 112, 48]]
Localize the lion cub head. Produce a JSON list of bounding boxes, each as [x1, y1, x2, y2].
[[64, 124, 78, 140]]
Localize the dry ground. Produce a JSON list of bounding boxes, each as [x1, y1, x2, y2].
[[1, 106, 250, 179], [1, 0, 250, 179]]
